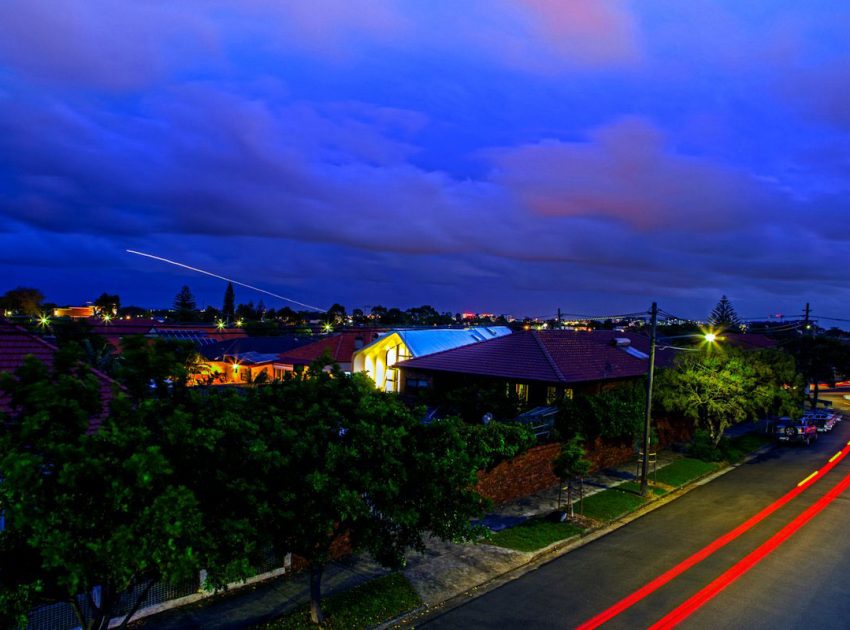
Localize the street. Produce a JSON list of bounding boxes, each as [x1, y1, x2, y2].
[[420, 398, 850, 629]]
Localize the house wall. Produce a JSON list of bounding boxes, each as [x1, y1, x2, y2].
[[352, 332, 410, 392]]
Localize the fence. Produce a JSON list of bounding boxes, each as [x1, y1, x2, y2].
[[26, 554, 292, 630]]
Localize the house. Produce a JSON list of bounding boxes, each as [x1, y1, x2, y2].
[[352, 326, 512, 392], [199, 335, 316, 384], [0, 320, 115, 433], [275, 330, 385, 374], [395, 329, 674, 405], [53, 305, 95, 318]]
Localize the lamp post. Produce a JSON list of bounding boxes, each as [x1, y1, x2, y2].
[[639, 309, 719, 496], [640, 303, 658, 497]]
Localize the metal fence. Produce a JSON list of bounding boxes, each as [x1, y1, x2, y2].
[[26, 558, 289, 630]]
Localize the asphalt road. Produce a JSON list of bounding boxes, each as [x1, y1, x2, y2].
[[420, 401, 850, 630]]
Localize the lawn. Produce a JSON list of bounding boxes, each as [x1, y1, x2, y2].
[[582, 488, 648, 522], [654, 457, 720, 487], [487, 517, 584, 552], [616, 481, 668, 496], [258, 573, 420, 630]]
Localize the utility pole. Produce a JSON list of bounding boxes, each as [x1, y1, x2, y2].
[[804, 302, 811, 334], [557, 308, 561, 328], [640, 302, 658, 497]]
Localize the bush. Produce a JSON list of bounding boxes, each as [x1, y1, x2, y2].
[[555, 383, 645, 443], [688, 430, 724, 462]]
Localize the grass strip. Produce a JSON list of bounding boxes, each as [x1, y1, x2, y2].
[[616, 481, 667, 496], [258, 572, 420, 630], [654, 457, 720, 488], [487, 518, 584, 552], [582, 488, 647, 522]]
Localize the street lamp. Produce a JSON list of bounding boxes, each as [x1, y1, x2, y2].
[[640, 308, 719, 496]]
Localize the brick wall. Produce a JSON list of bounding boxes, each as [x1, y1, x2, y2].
[[476, 438, 643, 505], [476, 443, 562, 504]]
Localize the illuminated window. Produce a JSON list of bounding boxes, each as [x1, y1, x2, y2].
[[546, 386, 558, 404], [515, 383, 528, 402], [564, 388, 574, 400]]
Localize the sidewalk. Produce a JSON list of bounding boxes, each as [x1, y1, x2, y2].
[[136, 448, 684, 628]]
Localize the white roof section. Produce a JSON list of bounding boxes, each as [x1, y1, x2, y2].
[[357, 326, 512, 359]]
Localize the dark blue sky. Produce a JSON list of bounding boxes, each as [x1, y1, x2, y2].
[[2, 1, 849, 320]]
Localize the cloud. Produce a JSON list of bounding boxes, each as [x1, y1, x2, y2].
[[487, 117, 782, 232], [0, 1, 217, 90]]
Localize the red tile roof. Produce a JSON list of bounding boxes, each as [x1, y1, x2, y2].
[[396, 330, 669, 385], [0, 320, 115, 433], [277, 331, 385, 366]]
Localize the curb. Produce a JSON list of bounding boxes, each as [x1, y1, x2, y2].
[[380, 443, 773, 628]]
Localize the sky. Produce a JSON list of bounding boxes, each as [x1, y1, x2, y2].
[[1, 1, 849, 322]]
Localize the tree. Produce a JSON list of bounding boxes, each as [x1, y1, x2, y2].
[[93, 293, 120, 316], [655, 347, 800, 446], [552, 437, 592, 517], [222, 282, 235, 322], [173, 285, 196, 322], [785, 336, 850, 408], [0, 287, 44, 316], [708, 295, 740, 328], [326, 303, 347, 326], [0, 350, 204, 630], [253, 364, 528, 625]]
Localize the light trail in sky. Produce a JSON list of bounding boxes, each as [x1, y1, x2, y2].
[[126, 249, 325, 312]]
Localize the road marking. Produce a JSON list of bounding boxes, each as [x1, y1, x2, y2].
[[649, 467, 850, 629], [830, 451, 843, 463], [797, 470, 819, 486], [575, 446, 848, 630]]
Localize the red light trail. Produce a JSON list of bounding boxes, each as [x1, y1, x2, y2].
[[649, 466, 850, 629], [576, 446, 850, 630]]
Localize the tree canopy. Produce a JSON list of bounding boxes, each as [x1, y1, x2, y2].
[[0, 287, 44, 316], [222, 282, 235, 322], [708, 295, 740, 328], [655, 347, 801, 445], [0, 343, 531, 627], [172, 285, 196, 321]]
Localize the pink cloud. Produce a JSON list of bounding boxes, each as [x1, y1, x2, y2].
[[462, 0, 643, 74], [487, 117, 776, 231]]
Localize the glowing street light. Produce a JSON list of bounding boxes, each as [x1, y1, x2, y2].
[[323, 323, 334, 333], [641, 312, 721, 496], [216, 320, 226, 330], [102, 314, 112, 323], [38, 314, 51, 328]]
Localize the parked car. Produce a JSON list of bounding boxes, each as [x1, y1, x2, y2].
[[805, 410, 837, 432], [774, 416, 818, 445]]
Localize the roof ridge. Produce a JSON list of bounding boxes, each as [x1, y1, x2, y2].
[[531, 330, 567, 383]]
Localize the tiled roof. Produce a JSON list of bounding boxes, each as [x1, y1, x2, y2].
[[201, 335, 315, 361], [396, 330, 668, 385], [0, 320, 114, 432], [277, 331, 385, 365]]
